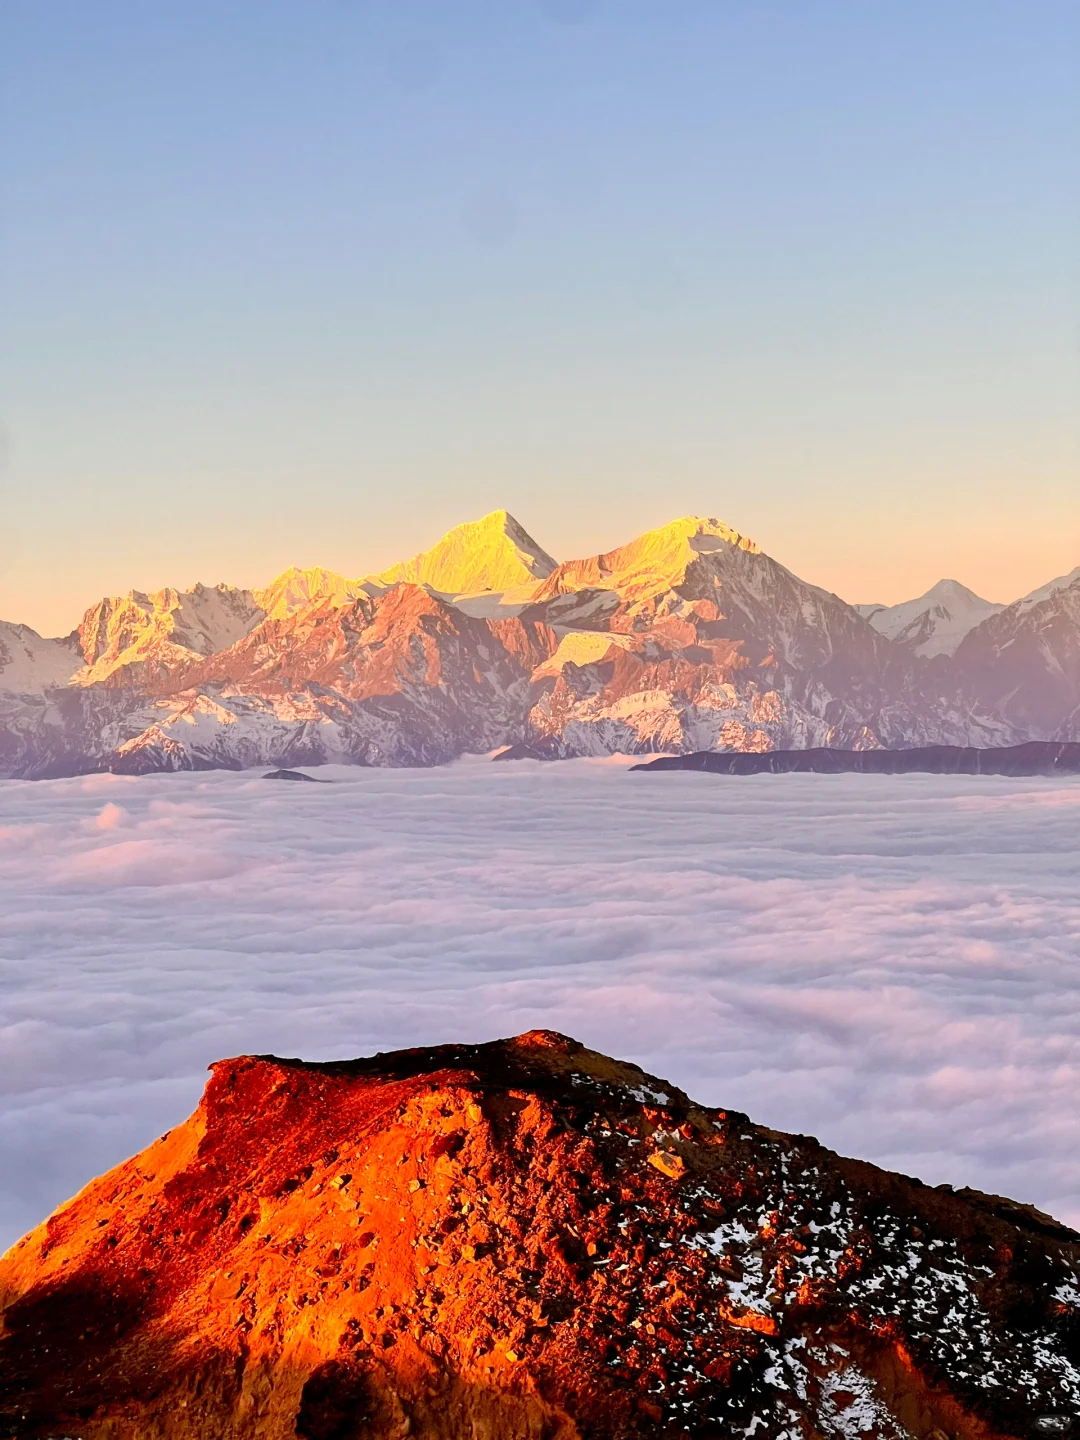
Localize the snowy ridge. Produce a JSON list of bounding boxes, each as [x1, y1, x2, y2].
[[951, 571, 1080, 737], [1015, 565, 1080, 612], [533, 514, 760, 608]]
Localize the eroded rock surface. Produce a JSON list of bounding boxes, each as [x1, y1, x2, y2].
[[2, 1032, 1079, 1438]]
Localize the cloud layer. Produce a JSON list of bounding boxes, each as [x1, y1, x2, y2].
[[2, 758, 1079, 1249]]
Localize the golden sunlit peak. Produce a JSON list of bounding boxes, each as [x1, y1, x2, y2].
[[371, 509, 557, 596], [253, 565, 363, 620], [663, 516, 761, 555], [533, 513, 761, 606]]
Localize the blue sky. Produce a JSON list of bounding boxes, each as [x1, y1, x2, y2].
[[2, 1, 1077, 633]]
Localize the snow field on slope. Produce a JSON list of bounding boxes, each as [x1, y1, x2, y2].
[[1, 758, 1078, 1250]]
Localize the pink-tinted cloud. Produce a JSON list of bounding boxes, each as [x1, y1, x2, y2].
[[1, 758, 1078, 1249]]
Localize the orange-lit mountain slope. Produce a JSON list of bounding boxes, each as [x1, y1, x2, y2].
[[2, 1032, 1078, 1438]]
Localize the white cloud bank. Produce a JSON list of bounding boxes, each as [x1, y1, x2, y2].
[[1, 757, 1079, 1250]]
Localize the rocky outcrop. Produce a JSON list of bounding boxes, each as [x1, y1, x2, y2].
[[2, 1031, 1079, 1439]]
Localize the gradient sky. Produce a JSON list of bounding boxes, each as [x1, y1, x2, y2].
[[2, 0, 1078, 636]]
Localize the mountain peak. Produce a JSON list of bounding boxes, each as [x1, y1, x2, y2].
[[535, 514, 760, 604], [923, 577, 984, 599], [676, 514, 760, 547], [862, 580, 1003, 659], [371, 510, 557, 596], [4, 1031, 1077, 1436], [254, 564, 363, 620]]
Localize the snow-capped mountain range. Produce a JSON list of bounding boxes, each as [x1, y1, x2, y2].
[[1, 509, 1078, 776]]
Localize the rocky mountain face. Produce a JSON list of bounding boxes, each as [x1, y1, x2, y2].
[[0, 621, 81, 694], [1, 509, 1078, 776], [141, 584, 557, 772], [2, 1031, 1078, 1439], [951, 574, 1080, 738], [74, 583, 268, 687], [515, 516, 946, 758]]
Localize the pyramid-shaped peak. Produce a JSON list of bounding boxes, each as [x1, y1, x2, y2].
[[474, 508, 517, 528], [919, 578, 995, 605], [862, 579, 1004, 657], [372, 511, 557, 595]]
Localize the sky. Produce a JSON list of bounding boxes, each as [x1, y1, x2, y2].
[[1, 0, 1078, 636], [3, 759, 1079, 1248]]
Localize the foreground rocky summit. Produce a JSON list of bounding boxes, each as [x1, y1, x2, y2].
[[2, 1034, 1079, 1439]]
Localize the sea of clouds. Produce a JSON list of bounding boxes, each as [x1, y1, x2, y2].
[[2, 756, 1079, 1250]]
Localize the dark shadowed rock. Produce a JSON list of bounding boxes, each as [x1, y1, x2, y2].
[[490, 743, 557, 762], [631, 742, 1080, 777]]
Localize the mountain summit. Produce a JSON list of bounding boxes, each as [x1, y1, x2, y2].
[[2, 1031, 1077, 1437], [859, 580, 1003, 659], [372, 510, 557, 596], [534, 515, 760, 607], [254, 566, 366, 621]]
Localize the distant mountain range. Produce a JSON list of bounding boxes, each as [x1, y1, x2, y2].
[[2, 510, 1079, 777]]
